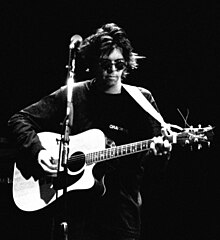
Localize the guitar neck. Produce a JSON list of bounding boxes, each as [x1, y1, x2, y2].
[[85, 138, 156, 165], [83, 124, 213, 166]]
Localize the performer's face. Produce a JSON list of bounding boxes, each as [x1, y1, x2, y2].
[[96, 48, 126, 93]]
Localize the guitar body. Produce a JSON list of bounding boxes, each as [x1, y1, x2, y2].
[[12, 129, 106, 212]]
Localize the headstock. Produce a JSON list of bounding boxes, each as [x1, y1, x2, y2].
[[175, 125, 214, 149]]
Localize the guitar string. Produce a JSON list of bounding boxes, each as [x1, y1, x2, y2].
[[66, 136, 181, 164], [67, 144, 152, 164], [64, 135, 208, 165]]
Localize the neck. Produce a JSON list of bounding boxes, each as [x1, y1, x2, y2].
[[104, 83, 122, 94]]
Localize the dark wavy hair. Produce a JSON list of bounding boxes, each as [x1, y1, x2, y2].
[[75, 23, 140, 80]]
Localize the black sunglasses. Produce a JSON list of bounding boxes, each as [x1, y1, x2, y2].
[[99, 59, 126, 71]]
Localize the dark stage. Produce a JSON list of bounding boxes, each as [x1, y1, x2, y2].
[[0, 1, 219, 239]]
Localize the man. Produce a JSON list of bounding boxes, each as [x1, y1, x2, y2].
[[8, 23, 172, 240]]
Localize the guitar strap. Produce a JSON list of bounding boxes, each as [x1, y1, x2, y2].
[[123, 84, 168, 128]]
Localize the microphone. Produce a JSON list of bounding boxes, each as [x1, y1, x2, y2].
[[69, 34, 82, 50], [65, 34, 82, 127]]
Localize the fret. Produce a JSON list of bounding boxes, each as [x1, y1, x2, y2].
[[118, 147, 122, 156], [115, 147, 118, 157], [137, 142, 141, 151], [91, 152, 95, 164], [107, 148, 111, 159], [122, 146, 127, 155], [131, 144, 136, 152], [127, 145, 131, 154], [90, 153, 93, 162], [111, 148, 115, 158], [86, 153, 92, 165], [100, 150, 104, 160], [142, 140, 148, 150], [93, 152, 98, 161]]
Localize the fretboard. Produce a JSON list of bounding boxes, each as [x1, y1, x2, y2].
[[86, 139, 153, 165]]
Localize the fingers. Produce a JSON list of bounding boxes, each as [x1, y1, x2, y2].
[[149, 141, 157, 155], [163, 139, 172, 152], [37, 150, 58, 174], [150, 136, 172, 156], [161, 127, 173, 138]]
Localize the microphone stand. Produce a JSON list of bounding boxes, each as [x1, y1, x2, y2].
[[57, 36, 81, 240]]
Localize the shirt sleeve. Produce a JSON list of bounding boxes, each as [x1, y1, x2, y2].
[[138, 87, 162, 136], [8, 87, 66, 161]]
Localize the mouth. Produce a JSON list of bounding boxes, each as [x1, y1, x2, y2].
[[106, 75, 117, 80]]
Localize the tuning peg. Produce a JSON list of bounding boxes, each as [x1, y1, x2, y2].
[[198, 143, 202, 150], [198, 124, 204, 133]]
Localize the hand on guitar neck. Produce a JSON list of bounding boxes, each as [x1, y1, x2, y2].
[[149, 127, 172, 157]]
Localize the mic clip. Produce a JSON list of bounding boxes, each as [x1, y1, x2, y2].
[[69, 34, 82, 50]]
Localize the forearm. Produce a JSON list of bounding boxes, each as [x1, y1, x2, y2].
[[8, 112, 45, 160]]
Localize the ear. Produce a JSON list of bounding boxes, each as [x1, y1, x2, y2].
[[122, 68, 129, 80]]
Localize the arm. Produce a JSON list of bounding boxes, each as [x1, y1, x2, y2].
[[138, 87, 172, 156], [8, 87, 66, 174]]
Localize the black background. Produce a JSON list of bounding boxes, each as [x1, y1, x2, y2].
[[0, 1, 219, 239]]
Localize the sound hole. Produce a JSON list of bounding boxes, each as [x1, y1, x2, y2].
[[68, 151, 85, 172]]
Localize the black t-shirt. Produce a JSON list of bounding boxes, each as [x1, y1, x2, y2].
[[79, 84, 161, 237]]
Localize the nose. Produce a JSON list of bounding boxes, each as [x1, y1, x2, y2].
[[107, 64, 117, 73]]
